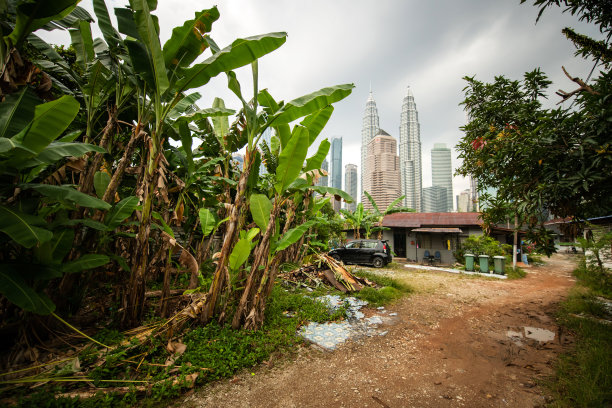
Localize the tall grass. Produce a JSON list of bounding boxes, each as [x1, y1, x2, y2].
[[546, 262, 612, 407]]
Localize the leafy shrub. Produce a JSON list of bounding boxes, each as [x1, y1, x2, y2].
[[454, 235, 511, 264]]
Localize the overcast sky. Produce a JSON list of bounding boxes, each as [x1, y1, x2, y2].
[[42, 0, 603, 208]]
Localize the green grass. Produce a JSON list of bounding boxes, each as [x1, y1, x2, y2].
[[352, 269, 413, 306], [11, 285, 350, 408], [505, 266, 527, 280], [545, 268, 612, 407], [572, 258, 612, 297]]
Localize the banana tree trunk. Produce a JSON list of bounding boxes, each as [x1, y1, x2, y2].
[[102, 128, 143, 203], [78, 107, 117, 196], [201, 156, 252, 323], [231, 200, 280, 329], [121, 136, 161, 327]]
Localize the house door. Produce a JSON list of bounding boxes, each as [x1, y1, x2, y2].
[[393, 231, 406, 257]]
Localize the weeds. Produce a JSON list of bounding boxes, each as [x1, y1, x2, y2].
[[546, 265, 612, 407], [505, 266, 527, 280], [10, 283, 361, 407], [352, 270, 413, 306]]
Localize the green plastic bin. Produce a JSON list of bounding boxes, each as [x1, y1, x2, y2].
[[464, 254, 475, 271], [493, 255, 506, 275], [478, 255, 490, 273]]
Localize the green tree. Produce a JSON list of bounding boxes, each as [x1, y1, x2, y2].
[[456, 0, 612, 256]]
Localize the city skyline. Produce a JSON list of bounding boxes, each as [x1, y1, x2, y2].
[[43, 2, 601, 203]]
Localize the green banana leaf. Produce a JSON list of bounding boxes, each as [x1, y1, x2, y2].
[[275, 220, 317, 252], [69, 19, 94, 70], [35, 228, 74, 265], [304, 139, 330, 172], [198, 208, 218, 236], [62, 254, 111, 274], [23, 184, 111, 210], [14, 95, 80, 155], [0, 87, 40, 139], [0, 138, 35, 155], [6, 0, 78, 48], [301, 106, 334, 145], [35, 142, 105, 165], [131, 0, 169, 96], [167, 92, 201, 119], [0, 205, 53, 248], [249, 194, 272, 231], [310, 186, 354, 203], [274, 125, 309, 195], [94, 171, 111, 199], [163, 7, 219, 69], [104, 196, 139, 229], [271, 84, 354, 126], [92, 0, 122, 50], [0, 265, 55, 315], [211, 97, 230, 146], [228, 238, 252, 272], [175, 32, 287, 92]]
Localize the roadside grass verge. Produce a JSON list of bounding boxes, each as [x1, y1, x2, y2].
[[505, 266, 527, 280], [545, 262, 612, 407]]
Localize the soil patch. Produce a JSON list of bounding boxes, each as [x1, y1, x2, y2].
[[179, 254, 577, 407]]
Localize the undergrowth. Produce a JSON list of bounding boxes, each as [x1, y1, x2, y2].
[[545, 262, 612, 407], [8, 284, 357, 407]]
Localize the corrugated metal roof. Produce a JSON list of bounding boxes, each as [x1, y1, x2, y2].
[[382, 212, 482, 228], [412, 227, 463, 233]]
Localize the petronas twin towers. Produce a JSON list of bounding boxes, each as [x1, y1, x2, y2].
[[361, 87, 422, 211]]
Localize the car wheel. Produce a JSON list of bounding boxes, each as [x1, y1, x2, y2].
[[372, 257, 384, 268], [332, 254, 342, 263]]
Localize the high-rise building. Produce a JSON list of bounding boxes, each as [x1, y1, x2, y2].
[[423, 186, 448, 213], [360, 91, 380, 201], [316, 159, 329, 187], [330, 137, 343, 212], [456, 189, 472, 212], [344, 164, 358, 212], [362, 130, 401, 211], [399, 86, 422, 212], [431, 143, 453, 212]]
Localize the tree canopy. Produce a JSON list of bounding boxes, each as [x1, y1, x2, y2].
[[456, 0, 612, 253]]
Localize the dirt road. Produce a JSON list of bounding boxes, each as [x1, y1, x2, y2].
[[181, 254, 577, 408]]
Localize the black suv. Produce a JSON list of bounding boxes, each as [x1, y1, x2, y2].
[[328, 239, 392, 268]]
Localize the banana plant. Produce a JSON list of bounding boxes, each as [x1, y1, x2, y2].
[[112, 0, 289, 325], [0, 90, 122, 315], [210, 80, 354, 329]]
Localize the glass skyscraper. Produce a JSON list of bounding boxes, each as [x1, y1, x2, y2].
[[330, 137, 343, 212], [399, 86, 422, 212], [431, 143, 453, 212], [344, 163, 357, 211], [360, 91, 380, 200]]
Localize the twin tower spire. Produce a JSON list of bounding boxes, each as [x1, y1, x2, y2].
[[360, 87, 422, 211]]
